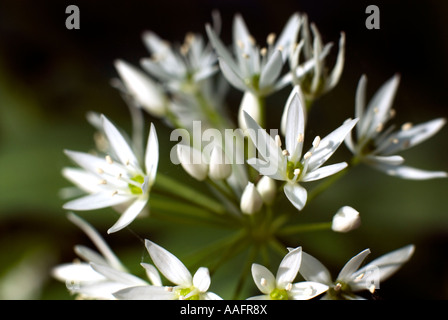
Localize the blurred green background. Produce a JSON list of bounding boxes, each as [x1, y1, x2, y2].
[[0, 0, 447, 299]]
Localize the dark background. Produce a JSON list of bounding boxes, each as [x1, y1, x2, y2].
[[0, 0, 446, 299]]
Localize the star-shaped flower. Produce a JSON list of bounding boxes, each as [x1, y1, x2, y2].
[[244, 86, 358, 210], [345, 74, 447, 179], [206, 13, 300, 97], [62, 114, 159, 233], [299, 245, 415, 300], [248, 246, 328, 300], [113, 240, 222, 300]]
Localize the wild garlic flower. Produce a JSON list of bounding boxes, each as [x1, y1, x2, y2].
[[113, 240, 222, 300], [244, 86, 358, 210], [52, 213, 151, 299], [331, 206, 361, 233], [62, 114, 159, 233], [206, 13, 300, 97], [140, 24, 219, 93], [248, 247, 328, 300], [345, 74, 447, 180], [299, 245, 415, 300], [289, 14, 345, 102]]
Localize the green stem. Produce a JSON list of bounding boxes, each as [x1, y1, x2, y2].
[[233, 245, 259, 300], [154, 173, 227, 215], [277, 222, 332, 236]]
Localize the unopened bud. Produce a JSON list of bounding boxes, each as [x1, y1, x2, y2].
[[331, 206, 361, 233], [176, 145, 208, 181], [256, 176, 276, 205], [208, 146, 232, 180], [238, 91, 261, 130], [240, 182, 263, 215]]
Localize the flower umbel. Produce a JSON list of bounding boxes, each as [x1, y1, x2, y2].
[[62, 114, 159, 233]]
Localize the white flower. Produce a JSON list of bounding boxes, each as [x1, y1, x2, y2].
[[206, 13, 301, 97], [331, 206, 361, 233], [208, 145, 232, 180], [289, 14, 345, 101], [176, 144, 209, 181], [248, 247, 328, 300], [299, 245, 415, 300], [114, 59, 168, 117], [62, 114, 159, 233], [240, 182, 263, 215], [244, 86, 358, 210], [52, 213, 151, 299], [141, 28, 218, 92], [345, 74, 447, 180], [238, 91, 262, 130], [113, 240, 222, 300]]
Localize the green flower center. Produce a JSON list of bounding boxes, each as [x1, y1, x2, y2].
[[176, 287, 200, 300], [286, 161, 303, 180], [270, 288, 289, 300], [328, 281, 352, 300], [128, 175, 145, 195]]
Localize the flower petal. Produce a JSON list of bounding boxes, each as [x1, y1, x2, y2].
[[140, 263, 162, 287], [63, 192, 132, 211], [336, 249, 371, 283], [107, 197, 149, 234], [276, 247, 302, 288], [218, 58, 247, 92], [101, 115, 141, 170], [259, 50, 283, 89], [145, 123, 159, 183], [251, 263, 276, 294], [289, 281, 329, 300], [284, 86, 306, 163], [193, 267, 211, 293], [90, 263, 148, 287], [283, 183, 308, 211], [113, 285, 176, 300], [370, 163, 447, 180], [145, 240, 192, 287], [302, 162, 347, 182], [299, 251, 332, 284]]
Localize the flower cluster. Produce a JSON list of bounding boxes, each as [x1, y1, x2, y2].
[[54, 10, 446, 300]]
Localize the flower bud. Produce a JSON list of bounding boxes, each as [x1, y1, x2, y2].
[[256, 176, 276, 205], [240, 182, 263, 215], [208, 146, 232, 180], [176, 145, 208, 181], [115, 59, 167, 117], [331, 206, 361, 233], [238, 91, 261, 130]]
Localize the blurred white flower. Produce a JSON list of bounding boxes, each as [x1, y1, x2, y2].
[[331, 206, 361, 233], [299, 245, 415, 300], [113, 240, 222, 300], [345, 74, 447, 180], [240, 182, 263, 215], [248, 247, 328, 300], [62, 114, 159, 233], [244, 86, 358, 210], [52, 213, 152, 299], [206, 13, 301, 97]]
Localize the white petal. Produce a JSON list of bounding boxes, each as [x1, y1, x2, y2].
[[74, 245, 109, 267], [202, 292, 224, 300], [107, 197, 148, 234], [145, 123, 159, 183], [140, 263, 162, 287], [302, 162, 347, 182], [52, 263, 104, 282], [238, 91, 261, 130], [218, 58, 247, 92], [370, 163, 447, 180], [77, 281, 133, 300], [284, 86, 306, 163], [240, 182, 263, 215], [289, 281, 329, 300], [193, 267, 211, 293], [352, 245, 415, 290], [62, 168, 104, 194], [364, 155, 405, 166], [145, 240, 192, 287], [259, 50, 283, 89], [205, 24, 240, 73], [64, 150, 124, 179], [307, 118, 358, 171], [274, 13, 301, 61], [276, 247, 302, 288], [355, 75, 367, 130], [247, 158, 285, 180], [251, 263, 276, 294], [324, 32, 345, 92], [63, 192, 132, 211], [101, 115, 141, 170], [113, 285, 176, 300], [176, 145, 209, 181], [336, 249, 371, 283], [246, 294, 270, 300], [299, 251, 332, 284], [283, 183, 308, 211], [90, 263, 148, 287]]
